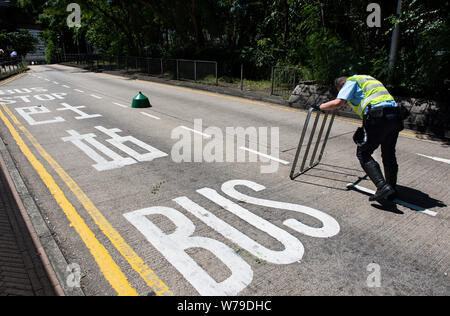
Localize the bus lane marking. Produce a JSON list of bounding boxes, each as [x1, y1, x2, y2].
[[0, 103, 173, 296]]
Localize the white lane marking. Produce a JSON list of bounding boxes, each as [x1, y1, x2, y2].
[[90, 94, 103, 99], [239, 147, 289, 165], [53, 81, 59, 84], [347, 183, 438, 217], [113, 102, 128, 109], [181, 126, 211, 139], [62, 85, 71, 88], [74, 89, 85, 93], [418, 154, 450, 165], [44, 78, 50, 81], [140, 112, 160, 120]]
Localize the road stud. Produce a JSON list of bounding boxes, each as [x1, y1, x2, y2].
[[132, 92, 151, 108]]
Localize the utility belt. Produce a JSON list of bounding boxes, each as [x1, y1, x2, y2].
[[363, 106, 402, 126]]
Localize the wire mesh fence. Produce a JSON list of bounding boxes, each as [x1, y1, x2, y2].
[[271, 66, 304, 97], [59, 54, 218, 85], [59, 55, 317, 98], [0, 57, 27, 80]]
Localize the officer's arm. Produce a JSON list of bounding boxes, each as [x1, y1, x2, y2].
[[319, 98, 347, 111]]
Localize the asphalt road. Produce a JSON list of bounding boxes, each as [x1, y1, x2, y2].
[[0, 64, 448, 296]]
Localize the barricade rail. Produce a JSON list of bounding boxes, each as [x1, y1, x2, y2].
[[290, 108, 336, 180]]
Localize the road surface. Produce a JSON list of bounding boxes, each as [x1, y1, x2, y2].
[[0, 64, 448, 296]]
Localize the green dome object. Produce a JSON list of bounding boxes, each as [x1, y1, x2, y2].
[[132, 92, 152, 108]]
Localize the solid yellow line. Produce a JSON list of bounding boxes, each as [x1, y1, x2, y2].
[[1, 104, 173, 296], [0, 72, 27, 86], [0, 105, 138, 296]]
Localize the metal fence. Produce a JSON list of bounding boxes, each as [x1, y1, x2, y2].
[[59, 54, 218, 85], [271, 66, 310, 97], [0, 57, 27, 79]]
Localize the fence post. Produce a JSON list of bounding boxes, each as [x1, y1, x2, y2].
[[293, 69, 297, 90], [240, 64, 244, 91], [194, 61, 197, 82], [176, 60, 179, 80], [215, 62, 218, 86], [271, 66, 275, 95], [160, 59, 163, 76]]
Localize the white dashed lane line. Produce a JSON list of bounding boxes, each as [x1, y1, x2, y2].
[[90, 94, 103, 99], [180, 126, 211, 139], [74, 89, 85, 93], [239, 147, 290, 165], [113, 102, 128, 109], [140, 112, 161, 120]]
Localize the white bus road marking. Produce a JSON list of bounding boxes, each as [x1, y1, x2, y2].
[[347, 183, 438, 217], [90, 94, 103, 99], [62, 126, 168, 171], [62, 130, 136, 171], [15, 106, 65, 126], [418, 154, 450, 165], [140, 112, 161, 120], [239, 147, 289, 165], [180, 126, 211, 139], [57, 103, 102, 120], [124, 179, 340, 296]]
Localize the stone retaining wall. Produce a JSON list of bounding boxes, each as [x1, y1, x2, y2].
[[289, 83, 450, 139]]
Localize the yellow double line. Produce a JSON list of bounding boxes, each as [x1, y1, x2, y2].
[[0, 72, 27, 86], [0, 101, 172, 296]]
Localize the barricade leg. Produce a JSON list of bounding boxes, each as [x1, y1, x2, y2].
[[290, 109, 336, 180]]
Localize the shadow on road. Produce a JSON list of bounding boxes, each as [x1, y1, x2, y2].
[[371, 185, 446, 215]]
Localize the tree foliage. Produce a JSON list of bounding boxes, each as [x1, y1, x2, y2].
[[12, 0, 450, 98], [0, 30, 38, 57]]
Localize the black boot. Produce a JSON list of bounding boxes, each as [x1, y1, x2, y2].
[[363, 161, 395, 202], [384, 167, 398, 200]]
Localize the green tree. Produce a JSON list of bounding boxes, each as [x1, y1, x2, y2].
[[0, 30, 38, 57]]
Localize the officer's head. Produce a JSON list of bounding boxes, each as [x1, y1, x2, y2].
[[335, 77, 348, 92]]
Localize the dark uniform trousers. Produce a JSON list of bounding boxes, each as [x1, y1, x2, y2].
[[356, 110, 404, 182]]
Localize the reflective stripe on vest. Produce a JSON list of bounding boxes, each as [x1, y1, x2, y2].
[[346, 75, 394, 119]]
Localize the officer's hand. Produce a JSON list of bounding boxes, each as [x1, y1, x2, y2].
[[311, 103, 322, 111]]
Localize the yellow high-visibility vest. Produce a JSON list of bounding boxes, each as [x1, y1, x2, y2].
[[346, 75, 395, 119]]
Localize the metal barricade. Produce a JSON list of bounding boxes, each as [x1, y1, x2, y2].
[[290, 108, 336, 180]]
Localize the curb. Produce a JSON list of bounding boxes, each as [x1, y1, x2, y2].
[[58, 63, 361, 118], [0, 67, 29, 82], [0, 138, 85, 296]]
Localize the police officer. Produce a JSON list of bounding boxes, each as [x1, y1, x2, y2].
[[313, 75, 404, 202]]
